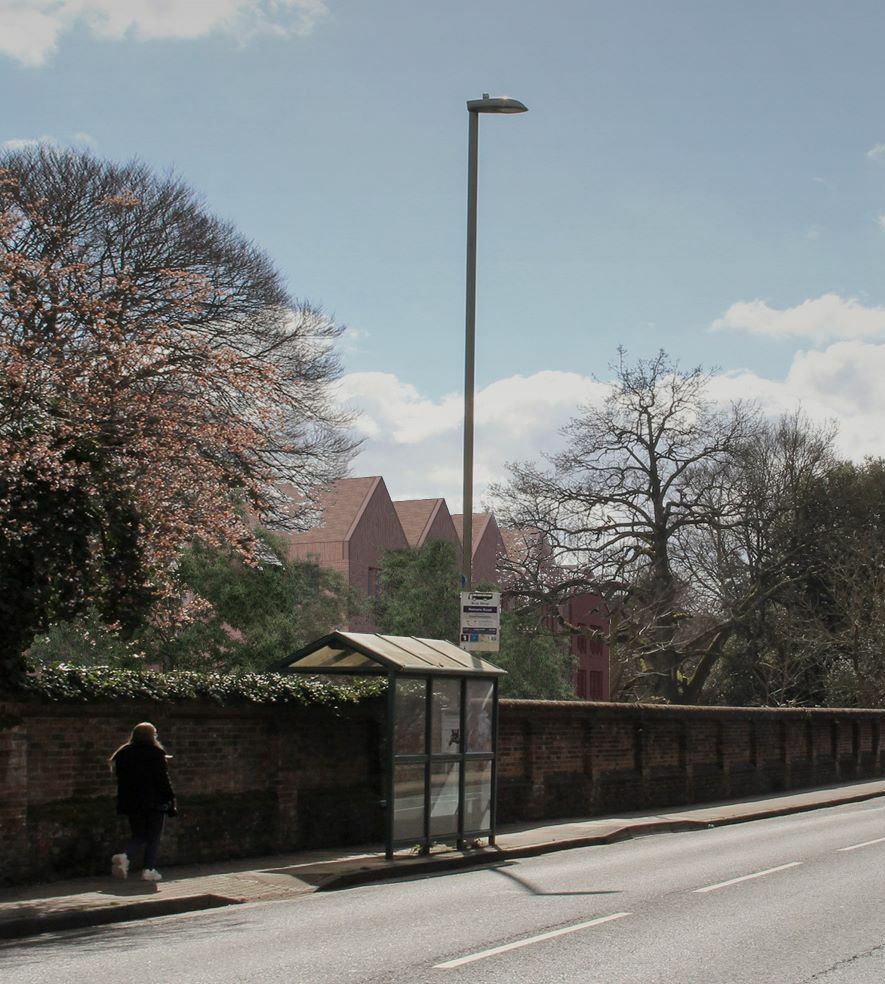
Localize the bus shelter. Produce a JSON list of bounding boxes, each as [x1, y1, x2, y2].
[[278, 631, 506, 858]]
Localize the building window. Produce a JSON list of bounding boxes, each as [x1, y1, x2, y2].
[[575, 669, 588, 699], [587, 671, 605, 700], [305, 553, 320, 592], [367, 567, 380, 598]]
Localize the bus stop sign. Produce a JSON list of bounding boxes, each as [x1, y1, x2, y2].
[[459, 591, 501, 652]]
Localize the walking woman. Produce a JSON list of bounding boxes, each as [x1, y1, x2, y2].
[[109, 722, 176, 882]]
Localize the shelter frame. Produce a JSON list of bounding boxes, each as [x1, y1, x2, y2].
[[278, 632, 505, 858]]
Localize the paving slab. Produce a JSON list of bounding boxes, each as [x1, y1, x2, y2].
[[3, 778, 885, 941]]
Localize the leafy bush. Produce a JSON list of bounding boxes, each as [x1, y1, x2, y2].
[[18, 664, 386, 707], [25, 609, 151, 670]]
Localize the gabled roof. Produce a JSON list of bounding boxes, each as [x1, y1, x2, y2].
[[393, 498, 450, 548], [452, 512, 495, 557], [278, 631, 506, 677], [285, 476, 382, 544]]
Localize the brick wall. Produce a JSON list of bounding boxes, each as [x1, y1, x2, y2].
[[497, 700, 885, 821], [4, 695, 885, 886], [0, 697, 385, 886]]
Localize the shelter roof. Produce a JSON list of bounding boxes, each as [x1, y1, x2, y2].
[[278, 631, 506, 677]]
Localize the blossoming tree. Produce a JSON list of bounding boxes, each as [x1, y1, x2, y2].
[[0, 147, 354, 683]]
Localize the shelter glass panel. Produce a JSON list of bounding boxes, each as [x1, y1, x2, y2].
[[466, 680, 494, 753], [464, 760, 492, 831], [429, 762, 461, 838], [393, 764, 425, 842], [395, 677, 427, 755], [431, 679, 462, 755]]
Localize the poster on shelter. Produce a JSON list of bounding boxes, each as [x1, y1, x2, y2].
[[459, 591, 501, 652]]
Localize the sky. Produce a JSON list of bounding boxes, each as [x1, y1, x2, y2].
[[3, 0, 885, 512]]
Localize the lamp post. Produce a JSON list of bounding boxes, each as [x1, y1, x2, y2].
[[461, 93, 528, 590]]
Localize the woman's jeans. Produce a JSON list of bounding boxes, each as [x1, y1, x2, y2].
[[124, 811, 165, 870]]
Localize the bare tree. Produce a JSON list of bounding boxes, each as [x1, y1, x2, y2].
[[493, 350, 756, 703], [689, 411, 840, 705]]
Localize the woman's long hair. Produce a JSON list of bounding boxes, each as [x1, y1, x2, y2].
[[108, 721, 168, 769]]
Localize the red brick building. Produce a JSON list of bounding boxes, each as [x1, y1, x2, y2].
[[564, 591, 610, 700], [499, 527, 611, 700], [281, 477, 503, 629], [452, 511, 504, 587]]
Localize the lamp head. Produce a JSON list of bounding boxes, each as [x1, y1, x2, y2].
[[467, 93, 528, 114]]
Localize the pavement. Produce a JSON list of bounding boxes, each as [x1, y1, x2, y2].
[[4, 777, 885, 942]]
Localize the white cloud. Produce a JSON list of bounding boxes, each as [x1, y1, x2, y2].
[[339, 325, 369, 356], [2, 136, 48, 150], [337, 372, 463, 445], [711, 294, 885, 344], [867, 144, 885, 164], [710, 341, 885, 462], [878, 214, 885, 231], [340, 345, 885, 508], [338, 370, 605, 511], [2, 132, 96, 151], [0, 0, 328, 67]]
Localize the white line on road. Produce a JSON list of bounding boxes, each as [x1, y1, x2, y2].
[[694, 861, 802, 894], [838, 836, 885, 852], [433, 912, 632, 969]]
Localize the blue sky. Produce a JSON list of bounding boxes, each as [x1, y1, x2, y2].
[[4, 0, 885, 508]]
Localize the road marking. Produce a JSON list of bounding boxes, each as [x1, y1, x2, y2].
[[433, 912, 632, 969], [694, 861, 802, 894], [838, 836, 885, 852]]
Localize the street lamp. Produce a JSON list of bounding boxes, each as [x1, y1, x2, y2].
[[461, 93, 528, 590]]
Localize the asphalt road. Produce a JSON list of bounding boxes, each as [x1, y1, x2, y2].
[[4, 798, 885, 983]]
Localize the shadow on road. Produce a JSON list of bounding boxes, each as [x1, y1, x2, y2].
[[491, 866, 621, 897]]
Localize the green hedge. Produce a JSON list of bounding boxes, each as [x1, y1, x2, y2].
[[17, 665, 387, 707]]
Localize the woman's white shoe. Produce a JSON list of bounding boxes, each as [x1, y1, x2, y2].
[[111, 854, 129, 879], [141, 868, 163, 882]]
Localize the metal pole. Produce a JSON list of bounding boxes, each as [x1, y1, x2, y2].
[[462, 108, 479, 592], [385, 672, 396, 858], [457, 677, 467, 849], [423, 677, 432, 852], [489, 677, 499, 846]]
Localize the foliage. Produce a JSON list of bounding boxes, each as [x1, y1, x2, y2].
[[685, 410, 839, 705], [0, 146, 354, 685], [707, 455, 885, 707], [495, 611, 577, 700], [161, 531, 363, 671], [22, 530, 363, 673], [17, 664, 385, 707], [372, 539, 574, 699], [374, 539, 462, 641], [25, 607, 151, 670]]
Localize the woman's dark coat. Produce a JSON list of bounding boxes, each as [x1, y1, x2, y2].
[[113, 743, 175, 815]]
